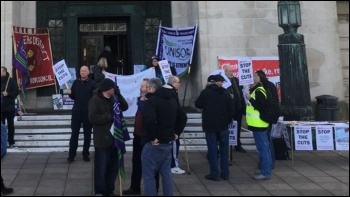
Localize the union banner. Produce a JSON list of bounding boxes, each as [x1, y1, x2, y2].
[[12, 26, 55, 89]]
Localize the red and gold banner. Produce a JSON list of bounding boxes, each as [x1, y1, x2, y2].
[[12, 26, 55, 89]]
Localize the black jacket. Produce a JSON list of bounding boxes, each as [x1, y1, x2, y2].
[[195, 84, 235, 133], [1, 73, 19, 112], [227, 77, 246, 117], [69, 78, 96, 114], [98, 50, 122, 74], [88, 89, 129, 148], [142, 87, 186, 143]]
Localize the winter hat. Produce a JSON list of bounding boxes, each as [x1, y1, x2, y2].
[[100, 78, 115, 92], [207, 75, 216, 82], [214, 74, 225, 82], [255, 70, 266, 78], [151, 55, 159, 60]]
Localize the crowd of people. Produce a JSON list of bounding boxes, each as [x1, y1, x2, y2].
[[1, 47, 279, 195]]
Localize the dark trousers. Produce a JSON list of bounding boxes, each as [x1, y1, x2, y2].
[[171, 138, 180, 168], [94, 147, 119, 196], [69, 112, 92, 158], [129, 135, 159, 192], [1, 110, 15, 145], [234, 114, 243, 148]]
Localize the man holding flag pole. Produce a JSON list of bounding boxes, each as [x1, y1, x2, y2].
[[88, 78, 129, 196]]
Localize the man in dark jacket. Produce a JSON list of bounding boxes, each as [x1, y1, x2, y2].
[[141, 78, 186, 196], [1, 67, 19, 148], [88, 78, 129, 196], [223, 65, 247, 153], [66, 65, 96, 163], [195, 74, 235, 181], [98, 46, 122, 74], [163, 76, 188, 174]]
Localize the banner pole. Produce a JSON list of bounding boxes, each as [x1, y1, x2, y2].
[[182, 66, 191, 107]]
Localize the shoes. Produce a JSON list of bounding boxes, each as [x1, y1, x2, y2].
[[1, 187, 14, 196], [235, 146, 246, 153], [254, 170, 261, 175], [123, 188, 141, 195], [67, 157, 74, 163], [254, 174, 271, 180], [83, 156, 91, 162], [171, 167, 185, 174], [8, 145, 18, 149], [220, 175, 229, 180], [205, 175, 219, 181]]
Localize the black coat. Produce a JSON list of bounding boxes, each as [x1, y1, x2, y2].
[[195, 84, 235, 133], [68, 78, 96, 114], [227, 77, 246, 117], [142, 87, 186, 142], [1, 73, 19, 112], [98, 50, 122, 74]]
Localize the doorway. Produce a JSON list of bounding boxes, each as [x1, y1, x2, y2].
[[79, 18, 129, 75]]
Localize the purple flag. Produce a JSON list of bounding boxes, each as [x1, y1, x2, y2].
[[13, 36, 30, 98], [112, 95, 130, 181]]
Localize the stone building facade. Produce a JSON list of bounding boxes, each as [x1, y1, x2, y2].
[[1, 1, 349, 119]]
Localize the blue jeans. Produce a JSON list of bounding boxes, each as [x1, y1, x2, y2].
[[94, 147, 119, 196], [141, 142, 173, 196], [253, 130, 272, 177], [267, 125, 275, 168], [205, 129, 229, 179]]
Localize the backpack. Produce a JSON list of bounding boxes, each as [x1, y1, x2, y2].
[[260, 81, 280, 124], [273, 137, 290, 160]]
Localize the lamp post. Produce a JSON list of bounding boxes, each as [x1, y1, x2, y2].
[[277, 1, 313, 121]]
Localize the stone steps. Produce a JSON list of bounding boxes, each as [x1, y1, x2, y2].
[[9, 113, 256, 152]]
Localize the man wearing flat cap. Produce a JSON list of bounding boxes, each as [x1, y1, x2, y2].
[[195, 74, 234, 181], [88, 78, 129, 196]]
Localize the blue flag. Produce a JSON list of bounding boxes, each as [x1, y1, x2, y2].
[[13, 36, 30, 99]]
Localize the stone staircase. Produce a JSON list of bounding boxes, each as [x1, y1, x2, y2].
[[8, 113, 256, 152]]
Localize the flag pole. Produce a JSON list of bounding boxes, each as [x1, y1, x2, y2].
[[182, 66, 191, 107], [119, 174, 123, 196]]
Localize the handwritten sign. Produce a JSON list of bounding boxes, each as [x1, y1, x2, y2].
[[238, 58, 253, 86], [53, 59, 71, 86]]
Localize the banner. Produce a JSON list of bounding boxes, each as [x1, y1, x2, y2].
[[156, 25, 198, 76], [105, 68, 156, 117], [12, 26, 55, 89], [218, 56, 280, 99]]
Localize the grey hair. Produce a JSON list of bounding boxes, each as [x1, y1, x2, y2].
[[167, 75, 178, 85], [104, 46, 111, 52], [148, 78, 162, 90]]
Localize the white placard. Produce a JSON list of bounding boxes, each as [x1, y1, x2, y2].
[[334, 123, 349, 151], [294, 126, 313, 150], [315, 126, 334, 150], [53, 59, 71, 86], [229, 120, 237, 146], [158, 60, 173, 83], [238, 57, 253, 86]]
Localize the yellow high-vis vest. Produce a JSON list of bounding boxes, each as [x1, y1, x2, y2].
[[246, 86, 269, 128]]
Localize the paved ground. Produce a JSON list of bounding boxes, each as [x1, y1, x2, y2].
[[1, 150, 349, 196]]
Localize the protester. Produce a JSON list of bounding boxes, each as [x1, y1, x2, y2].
[[245, 73, 272, 180], [66, 65, 96, 163], [1, 67, 19, 149], [255, 69, 280, 169], [88, 78, 129, 196], [141, 78, 186, 196], [223, 65, 246, 153], [98, 46, 121, 74], [1, 122, 14, 196], [92, 57, 108, 88], [163, 76, 188, 174], [144, 55, 177, 84], [123, 78, 161, 195], [195, 74, 235, 181]]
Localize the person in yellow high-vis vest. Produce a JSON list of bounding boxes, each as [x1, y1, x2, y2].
[[245, 73, 272, 180]]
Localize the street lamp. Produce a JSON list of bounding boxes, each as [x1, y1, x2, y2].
[[277, 1, 313, 121]]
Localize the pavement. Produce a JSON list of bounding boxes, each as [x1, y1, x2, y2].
[[1, 150, 349, 196]]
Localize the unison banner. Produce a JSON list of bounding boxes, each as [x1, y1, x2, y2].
[[13, 26, 55, 89], [218, 56, 281, 99], [156, 25, 198, 76]]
